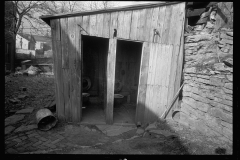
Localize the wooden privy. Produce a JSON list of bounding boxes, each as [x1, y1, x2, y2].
[[40, 2, 186, 125]]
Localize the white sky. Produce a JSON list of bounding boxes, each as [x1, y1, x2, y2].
[[21, 1, 160, 35]]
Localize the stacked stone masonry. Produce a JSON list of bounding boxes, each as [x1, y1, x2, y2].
[[180, 16, 233, 143]]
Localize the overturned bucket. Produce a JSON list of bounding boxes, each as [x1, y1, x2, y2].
[[36, 108, 58, 131]]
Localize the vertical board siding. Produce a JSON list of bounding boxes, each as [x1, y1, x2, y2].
[[97, 13, 104, 37], [161, 5, 173, 44], [51, 19, 64, 120], [172, 2, 185, 114], [60, 18, 70, 121], [149, 7, 160, 43], [117, 11, 125, 38], [60, 18, 69, 69], [167, 4, 180, 45], [129, 10, 140, 40], [123, 10, 132, 39], [155, 6, 167, 43], [102, 13, 111, 38], [143, 8, 153, 42], [137, 9, 147, 41], [166, 45, 180, 115], [136, 42, 151, 123], [106, 39, 117, 124], [89, 14, 97, 36], [68, 17, 76, 122], [75, 16, 82, 122], [82, 15, 90, 36], [110, 12, 119, 39]]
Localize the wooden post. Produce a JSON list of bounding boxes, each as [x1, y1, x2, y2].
[[106, 38, 117, 124]]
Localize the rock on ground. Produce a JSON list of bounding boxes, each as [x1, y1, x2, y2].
[[5, 126, 15, 135], [16, 108, 34, 114], [5, 114, 25, 126]]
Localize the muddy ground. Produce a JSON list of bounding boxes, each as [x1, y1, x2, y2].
[[5, 75, 232, 155]]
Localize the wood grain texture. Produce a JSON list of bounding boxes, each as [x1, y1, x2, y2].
[[68, 17, 76, 122], [143, 8, 153, 42], [122, 10, 132, 39], [97, 13, 104, 37], [172, 2, 185, 116], [102, 13, 111, 38], [117, 11, 125, 38], [166, 45, 180, 116], [167, 4, 180, 45], [161, 5, 173, 44], [155, 6, 166, 43], [136, 9, 147, 41], [50, 19, 63, 120], [136, 42, 150, 123], [149, 7, 160, 43], [106, 39, 117, 124], [82, 15, 90, 36], [129, 10, 140, 40], [60, 18, 69, 69], [75, 16, 82, 122], [89, 14, 97, 36], [110, 12, 119, 39]]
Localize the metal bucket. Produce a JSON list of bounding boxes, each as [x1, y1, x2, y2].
[[36, 108, 58, 131]]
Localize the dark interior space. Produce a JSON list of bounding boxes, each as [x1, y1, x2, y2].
[[81, 35, 108, 124], [113, 40, 142, 124]]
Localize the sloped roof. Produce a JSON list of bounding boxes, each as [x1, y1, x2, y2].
[[18, 33, 36, 43], [32, 35, 51, 42], [40, 1, 182, 26]]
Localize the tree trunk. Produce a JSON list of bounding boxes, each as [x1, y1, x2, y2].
[[11, 34, 16, 72]]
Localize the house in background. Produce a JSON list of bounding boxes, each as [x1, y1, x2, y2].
[[15, 33, 36, 59], [32, 35, 52, 58]]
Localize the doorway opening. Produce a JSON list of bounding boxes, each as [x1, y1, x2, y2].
[[113, 40, 143, 124], [81, 35, 108, 124]]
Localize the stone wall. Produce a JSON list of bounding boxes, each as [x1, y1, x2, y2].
[[179, 4, 233, 143]]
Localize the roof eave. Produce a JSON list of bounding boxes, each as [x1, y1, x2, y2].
[[40, 1, 184, 26]]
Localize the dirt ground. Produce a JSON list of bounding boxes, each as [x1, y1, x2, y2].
[[5, 75, 232, 155]]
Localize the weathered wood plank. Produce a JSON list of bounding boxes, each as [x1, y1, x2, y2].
[[153, 45, 163, 118], [110, 12, 119, 38], [102, 13, 111, 38], [97, 13, 104, 37], [122, 10, 132, 39], [89, 14, 97, 36], [136, 42, 151, 123], [143, 8, 153, 42], [50, 19, 60, 120], [75, 16, 82, 122], [144, 43, 154, 123], [164, 45, 173, 109], [157, 44, 167, 117], [56, 40, 65, 120], [167, 4, 180, 45], [173, 2, 186, 45], [117, 11, 125, 39], [106, 39, 117, 124], [161, 5, 173, 44], [129, 10, 140, 40], [166, 45, 180, 116], [149, 7, 159, 43], [68, 17, 76, 122], [82, 15, 90, 36], [155, 6, 166, 43], [60, 18, 69, 69], [136, 9, 147, 41], [172, 3, 185, 115]]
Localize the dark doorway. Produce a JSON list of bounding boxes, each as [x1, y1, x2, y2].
[[81, 35, 109, 124], [113, 39, 143, 124]]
